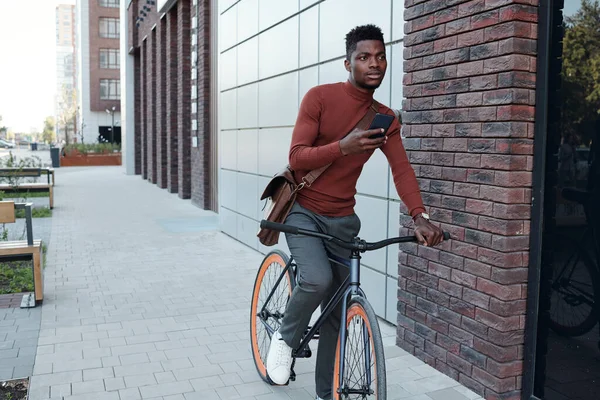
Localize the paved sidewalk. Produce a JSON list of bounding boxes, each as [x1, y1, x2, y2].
[[0, 305, 41, 380], [30, 166, 483, 400]]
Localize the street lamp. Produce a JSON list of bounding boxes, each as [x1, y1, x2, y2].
[[105, 106, 115, 143]]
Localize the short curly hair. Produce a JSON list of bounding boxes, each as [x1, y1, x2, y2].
[[345, 24, 385, 60]]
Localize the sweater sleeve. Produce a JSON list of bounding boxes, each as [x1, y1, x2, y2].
[[381, 119, 427, 218], [288, 87, 345, 171]]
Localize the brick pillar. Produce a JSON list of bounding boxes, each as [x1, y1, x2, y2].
[[140, 40, 147, 180], [166, 10, 179, 193], [177, 0, 191, 199], [134, 49, 142, 175], [147, 29, 157, 183], [190, 0, 211, 209], [399, 1, 538, 399], [156, 19, 167, 189]]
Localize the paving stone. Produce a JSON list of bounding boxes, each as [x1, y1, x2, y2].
[[72, 379, 105, 395], [104, 377, 126, 391], [12, 365, 33, 379], [51, 383, 72, 398], [0, 340, 14, 350], [138, 381, 194, 398], [155, 371, 176, 384], [124, 373, 158, 388], [0, 348, 19, 359], [83, 367, 115, 381], [427, 388, 475, 400], [0, 367, 13, 380]]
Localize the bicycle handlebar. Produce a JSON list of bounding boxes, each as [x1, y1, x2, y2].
[[260, 220, 450, 252]]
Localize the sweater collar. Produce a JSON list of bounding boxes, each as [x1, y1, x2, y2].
[[343, 80, 374, 103]]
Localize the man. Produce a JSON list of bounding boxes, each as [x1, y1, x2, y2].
[[266, 24, 444, 400]]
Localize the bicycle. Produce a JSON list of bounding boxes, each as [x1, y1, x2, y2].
[[549, 187, 600, 338], [249, 219, 449, 399]]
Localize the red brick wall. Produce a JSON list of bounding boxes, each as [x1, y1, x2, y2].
[[140, 41, 147, 179], [177, 0, 192, 200], [399, 1, 539, 399], [190, 0, 212, 209], [147, 29, 157, 184], [134, 50, 142, 175], [156, 20, 167, 189], [166, 10, 179, 193]]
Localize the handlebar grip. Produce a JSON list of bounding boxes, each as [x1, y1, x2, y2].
[[260, 220, 299, 235], [443, 231, 451, 241]]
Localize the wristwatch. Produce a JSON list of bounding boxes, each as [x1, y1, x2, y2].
[[413, 212, 430, 221]]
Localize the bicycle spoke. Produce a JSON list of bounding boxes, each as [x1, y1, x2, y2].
[[340, 313, 376, 399], [255, 261, 291, 366]]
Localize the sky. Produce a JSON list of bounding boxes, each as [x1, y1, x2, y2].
[[564, 0, 584, 18], [0, 0, 75, 133]]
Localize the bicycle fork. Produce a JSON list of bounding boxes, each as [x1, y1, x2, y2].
[[336, 253, 374, 397]]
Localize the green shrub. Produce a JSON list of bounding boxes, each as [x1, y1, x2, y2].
[[64, 143, 121, 155]]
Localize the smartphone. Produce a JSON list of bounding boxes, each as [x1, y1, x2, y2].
[[368, 113, 395, 139]]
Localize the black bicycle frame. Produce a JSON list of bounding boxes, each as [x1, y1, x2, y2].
[[258, 249, 373, 392]]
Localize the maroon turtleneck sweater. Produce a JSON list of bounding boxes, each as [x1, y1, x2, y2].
[[289, 80, 426, 218]]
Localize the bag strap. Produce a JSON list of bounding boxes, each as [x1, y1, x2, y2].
[[297, 100, 380, 191]]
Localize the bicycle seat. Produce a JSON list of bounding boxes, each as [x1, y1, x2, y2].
[[561, 187, 590, 205]]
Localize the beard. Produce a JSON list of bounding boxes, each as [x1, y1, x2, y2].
[[356, 77, 382, 91]]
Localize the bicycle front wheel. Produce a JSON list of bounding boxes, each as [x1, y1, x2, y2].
[[249, 250, 295, 384], [333, 296, 386, 400]]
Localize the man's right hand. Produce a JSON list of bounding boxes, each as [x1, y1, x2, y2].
[[339, 129, 387, 156]]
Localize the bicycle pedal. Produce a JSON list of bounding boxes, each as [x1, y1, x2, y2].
[[292, 346, 312, 358]]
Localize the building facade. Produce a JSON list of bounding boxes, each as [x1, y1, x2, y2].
[[122, 0, 599, 399], [124, 0, 217, 208], [77, 0, 122, 144], [55, 4, 77, 143]]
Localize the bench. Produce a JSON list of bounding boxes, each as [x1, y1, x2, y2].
[[0, 182, 53, 209], [0, 167, 55, 186], [0, 201, 44, 307]]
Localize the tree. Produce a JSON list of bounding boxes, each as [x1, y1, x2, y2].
[[42, 116, 56, 144], [561, 0, 600, 144], [0, 115, 6, 138], [56, 84, 77, 145]]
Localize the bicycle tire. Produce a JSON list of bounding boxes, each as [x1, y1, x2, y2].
[[249, 250, 295, 384], [549, 234, 600, 337], [332, 296, 386, 400]]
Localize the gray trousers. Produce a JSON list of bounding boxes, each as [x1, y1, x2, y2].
[[280, 203, 361, 399]]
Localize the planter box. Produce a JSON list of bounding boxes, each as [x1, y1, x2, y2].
[[60, 151, 122, 167]]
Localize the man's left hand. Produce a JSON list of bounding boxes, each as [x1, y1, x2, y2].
[[414, 215, 444, 247]]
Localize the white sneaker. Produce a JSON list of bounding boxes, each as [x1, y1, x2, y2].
[[266, 330, 293, 385]]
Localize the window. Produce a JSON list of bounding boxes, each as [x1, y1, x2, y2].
[[100, 79, 120, 100], [99, 0, 119, 7], [99, 18, 119, 38], [99, 49, 120, 69]]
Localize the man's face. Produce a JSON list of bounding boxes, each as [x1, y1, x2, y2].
[[345, 40, 387, 90]]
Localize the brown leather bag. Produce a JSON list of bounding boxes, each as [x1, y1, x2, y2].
[[257, 100, 379, 246]]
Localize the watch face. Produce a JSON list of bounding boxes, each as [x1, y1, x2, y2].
[[422, 213, 430, 220]]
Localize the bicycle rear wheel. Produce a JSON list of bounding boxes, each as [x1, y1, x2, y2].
[[332, 296, 386, 400], [549, 234, 600, 337], [250, 250, 295, 384]]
